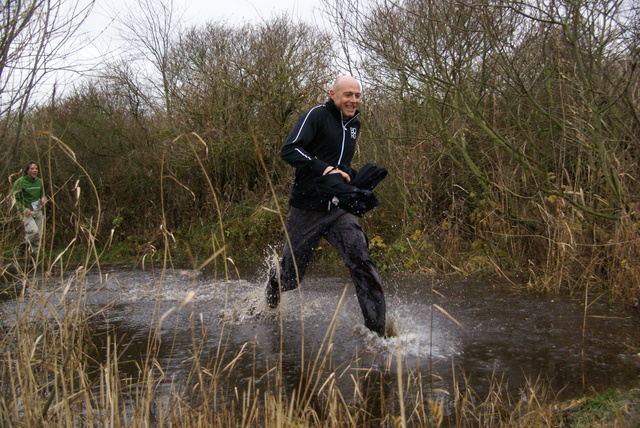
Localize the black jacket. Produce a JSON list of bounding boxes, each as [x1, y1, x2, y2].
[[281, 98, 360, 211]]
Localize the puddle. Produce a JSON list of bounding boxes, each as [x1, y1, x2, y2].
[[2, 266, 639, 408]]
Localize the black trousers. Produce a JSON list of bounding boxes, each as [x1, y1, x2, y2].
[[270, 206, 386, 335]]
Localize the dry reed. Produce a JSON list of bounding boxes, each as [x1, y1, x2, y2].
[[0, 135, 583, 427]]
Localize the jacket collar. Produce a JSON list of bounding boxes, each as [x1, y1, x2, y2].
[[325, 99, 360, 124]]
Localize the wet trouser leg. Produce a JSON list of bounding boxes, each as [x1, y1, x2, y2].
[[271, 207, 386, 335], [324, 211, 386, 336], [271, 207, 325, 292]]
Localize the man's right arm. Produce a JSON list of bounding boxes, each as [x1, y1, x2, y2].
[[280, 107, 330, 176]]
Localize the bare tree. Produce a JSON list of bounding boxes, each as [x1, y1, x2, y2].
[[322, 0, 640, 293], [0, 0, 93, 178], [116, 0, 184, 120], [167, 16, 334, 197]]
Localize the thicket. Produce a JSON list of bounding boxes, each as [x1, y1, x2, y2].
[[2, 0, 639, 299]]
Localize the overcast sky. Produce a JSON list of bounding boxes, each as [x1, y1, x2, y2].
[[85, 0, 326, 51], [46, 0, 327, 97], [186, 0, 324, 24], [86, 0, 326, 48]]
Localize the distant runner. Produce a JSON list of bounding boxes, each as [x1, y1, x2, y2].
[[12, 161, 47, 260]]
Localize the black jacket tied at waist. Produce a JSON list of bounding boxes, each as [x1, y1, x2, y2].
[[314, 163, 388, 217]]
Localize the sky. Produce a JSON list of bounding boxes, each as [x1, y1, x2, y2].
[[84, 0, 326, 54], [86, 0, 326, 49], [91, 0, 324, 26], [186, 0, 324, 25], [47, 0, 326, 96]]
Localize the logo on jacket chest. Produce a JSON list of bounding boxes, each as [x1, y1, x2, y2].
[[350, 127, 358, 140]]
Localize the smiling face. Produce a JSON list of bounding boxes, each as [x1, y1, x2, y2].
[[26, 163, 39, 179], [329, 76, 361, 119]]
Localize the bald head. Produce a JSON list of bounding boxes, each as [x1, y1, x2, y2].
[[330, 75, 361, 118], [333, 75, 361, 92]]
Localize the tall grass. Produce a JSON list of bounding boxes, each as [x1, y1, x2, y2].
[[0, 136, 587, 427], [0, 272, 565, 427]]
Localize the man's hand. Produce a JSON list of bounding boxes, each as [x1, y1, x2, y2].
[[23, 209, 32, 217], [323, 166, 351, 183]]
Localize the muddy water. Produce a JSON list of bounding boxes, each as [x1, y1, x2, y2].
[[3, 266, 640, 407]]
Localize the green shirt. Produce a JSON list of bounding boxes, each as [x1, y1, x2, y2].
[[12, 175, 45, 213]]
